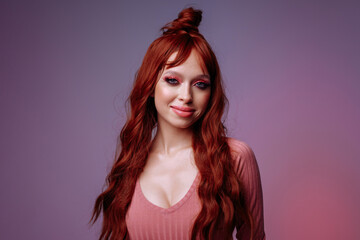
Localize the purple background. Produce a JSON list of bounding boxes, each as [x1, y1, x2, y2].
[[1, 0, 359, 239]]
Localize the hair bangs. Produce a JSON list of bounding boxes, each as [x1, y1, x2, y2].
[[164, 34, 194, 69]]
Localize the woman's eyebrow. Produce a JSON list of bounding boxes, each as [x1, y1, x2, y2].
[[163, 70, 183, 78], [197, 74, 210, 81], [164, 70, 210, 81]]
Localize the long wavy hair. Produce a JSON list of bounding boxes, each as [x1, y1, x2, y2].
[[90, 7, 253, 240]]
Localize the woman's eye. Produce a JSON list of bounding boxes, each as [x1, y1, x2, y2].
[[164, 77, 179, 85], [194, 81, 210, 90]]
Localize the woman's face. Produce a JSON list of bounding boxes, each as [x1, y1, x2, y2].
[[154, 50, 211, 130]]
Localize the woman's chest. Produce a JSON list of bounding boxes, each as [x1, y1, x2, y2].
[[126, 175, 202, 240], [139, 151, 198, 209], [139, 169, 198, 208]]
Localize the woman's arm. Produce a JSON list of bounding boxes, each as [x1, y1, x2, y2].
[[228, 138, 266, 240]]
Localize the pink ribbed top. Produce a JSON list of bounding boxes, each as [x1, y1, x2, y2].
[[126, 138, 265, 240]]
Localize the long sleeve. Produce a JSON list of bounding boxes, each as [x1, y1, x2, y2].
[[228, 138, 266, 240]]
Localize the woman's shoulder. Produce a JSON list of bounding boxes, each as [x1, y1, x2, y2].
[[226, 137, 255, 158], [226, 137, 258, 176]]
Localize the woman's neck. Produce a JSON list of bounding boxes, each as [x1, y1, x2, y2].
[[151, 124, 193, 156]]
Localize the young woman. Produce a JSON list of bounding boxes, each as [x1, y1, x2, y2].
[[91, 7, 265, 240]]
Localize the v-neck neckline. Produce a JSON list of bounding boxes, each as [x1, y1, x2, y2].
[[137, 172, 200, 214]]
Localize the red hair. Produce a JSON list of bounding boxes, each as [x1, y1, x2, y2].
[[90, 7, 253, 239]]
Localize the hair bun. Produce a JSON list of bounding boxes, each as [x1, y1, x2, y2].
[[162, 7, 202, 35]]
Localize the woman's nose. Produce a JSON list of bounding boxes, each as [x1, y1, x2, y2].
[[178, 84, 192, 103]]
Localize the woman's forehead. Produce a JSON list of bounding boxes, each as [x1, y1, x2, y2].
[[164, 50, 208, 75]]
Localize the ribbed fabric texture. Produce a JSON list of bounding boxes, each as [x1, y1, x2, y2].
[[126, 138, 265, 240]]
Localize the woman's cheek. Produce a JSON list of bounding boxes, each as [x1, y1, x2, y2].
[[198, 91, 211, 107], [154, 84, 176, 104]]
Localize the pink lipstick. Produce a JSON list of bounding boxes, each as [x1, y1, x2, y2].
[[171, 106, 195, 118]]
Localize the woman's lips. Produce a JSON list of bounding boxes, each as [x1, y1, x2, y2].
[[171, 106, 195, 118]]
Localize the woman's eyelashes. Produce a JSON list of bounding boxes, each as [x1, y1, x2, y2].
[[164, 77, 179, 85], [194, 81, 210, 90], [164, 77, 210, 90]]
